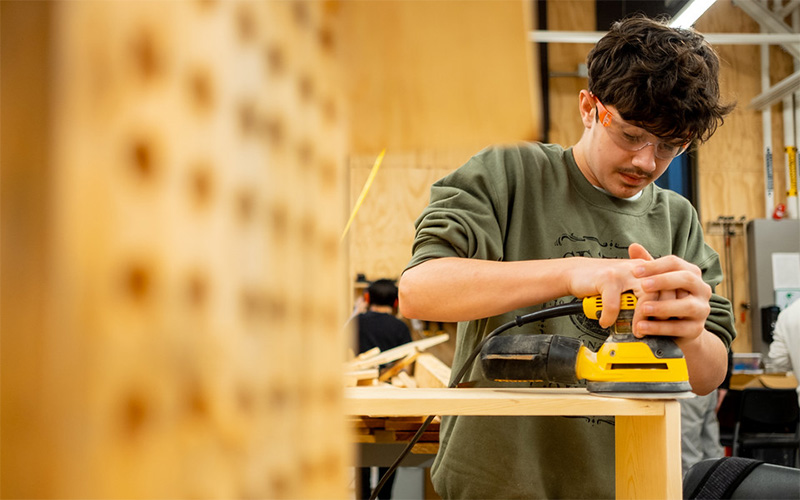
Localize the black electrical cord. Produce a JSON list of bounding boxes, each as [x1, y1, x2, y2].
[[367, 301, 584, 500]]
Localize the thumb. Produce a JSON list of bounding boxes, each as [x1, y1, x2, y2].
[[628, 243, 654, 262]]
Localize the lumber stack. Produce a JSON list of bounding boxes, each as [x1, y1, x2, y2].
[[344, 339, 453, 454], [344, 335, 451, 388], [351, 416, 441, 455]]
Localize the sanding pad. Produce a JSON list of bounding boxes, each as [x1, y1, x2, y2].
[[592, 391, 695, 400]]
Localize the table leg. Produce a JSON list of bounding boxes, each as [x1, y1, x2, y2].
[[615, 400, 682, 499]]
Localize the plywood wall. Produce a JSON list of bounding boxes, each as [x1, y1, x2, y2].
[[1, 1, 349, 498], [339, 0, 541, 284]]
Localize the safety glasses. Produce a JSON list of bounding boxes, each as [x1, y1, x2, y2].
[[593, 95, 689, 161]]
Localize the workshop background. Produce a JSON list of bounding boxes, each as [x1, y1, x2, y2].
[[2, 0, 798, 498]]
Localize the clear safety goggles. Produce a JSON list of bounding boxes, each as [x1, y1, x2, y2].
[[593, 94, 689, 161]]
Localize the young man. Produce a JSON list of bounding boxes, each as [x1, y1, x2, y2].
[[399, 16, 736, 498]]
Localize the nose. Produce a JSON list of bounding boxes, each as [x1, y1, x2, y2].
[[631, 143, 658, 172]]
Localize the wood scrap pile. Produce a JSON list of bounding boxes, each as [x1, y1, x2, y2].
[[350, 415, 441, 454], [343, 334, 451, 388], [345, 335, 452, 453]]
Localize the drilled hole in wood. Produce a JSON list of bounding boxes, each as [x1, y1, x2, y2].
[[186, 381, 209, 418], [300, 215, 316, 245], [124, 264, 151, 301], [292, 1, 310, 27], [320, 160, 337, 189], [298, 74, 314, 102], [270, 203, 289, 237], [265, 44, 285, 75], [239, 102, 257, 135], [299, 457, 314, 477], [323, 382, 339, 405], [237, 190, 255, 223], [269, 473, 291, 498], [322, 234, 338, 262], [322, 452, 342, 480], [322, 97, 338, 124], [131, 28, 160, 80], [195, 0, 216, 10], [121, 391, 150, 437], [236, 4, 256, 42], [318, 26, 335, 52], [188, 68, 214, 113], [186, 272, 208, 308], [267, 293, 288, 322], [131, 139, 156, 178], [260, 115, 284, 147], [268, 387, 289, 409], [297, 141, 313, 168], [237, 387, 255, 414], [243, 289, 270, 321], [189, 165, 213, 208]]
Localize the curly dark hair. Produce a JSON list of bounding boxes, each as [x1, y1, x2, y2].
[[587, 15, 735, 143]]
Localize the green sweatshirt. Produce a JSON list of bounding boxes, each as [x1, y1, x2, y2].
[[405, 142, 735, 499]]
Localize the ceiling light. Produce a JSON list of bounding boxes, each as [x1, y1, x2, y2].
[[669, 0, 717, 29]]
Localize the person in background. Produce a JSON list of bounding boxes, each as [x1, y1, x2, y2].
[[766, 299, 800, 406], [679, 370, 726, 474], [399, 15, 736, 498], [349, 278, 412, 499]]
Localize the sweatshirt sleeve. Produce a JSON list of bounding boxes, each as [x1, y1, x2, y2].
[[406, 150, 507, 270]]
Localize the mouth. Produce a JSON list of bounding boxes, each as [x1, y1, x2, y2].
[[618, 170, 650, 186]]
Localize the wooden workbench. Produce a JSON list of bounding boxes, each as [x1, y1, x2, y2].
[[345, 386, 683, 500]]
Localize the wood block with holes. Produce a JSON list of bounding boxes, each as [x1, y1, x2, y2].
[[1, 1, 348, 498]]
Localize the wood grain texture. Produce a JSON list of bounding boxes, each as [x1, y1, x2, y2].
[[345, 387, 666, 416], [615, 401, 683, 500], [338, 0, 540, 153]]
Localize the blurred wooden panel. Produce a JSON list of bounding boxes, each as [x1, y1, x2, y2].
[[338, 0, 540, 153], [2, 1, 349, 498], [0, 2, 54, 497]]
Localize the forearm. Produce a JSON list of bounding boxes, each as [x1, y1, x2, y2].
[[399, 257, 572, 322], [676, 329, 727, 395]]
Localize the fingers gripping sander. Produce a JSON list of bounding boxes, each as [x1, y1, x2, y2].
[[480, 293, 692, 397]]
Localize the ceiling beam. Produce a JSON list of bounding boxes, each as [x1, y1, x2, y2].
[[529, 30, 800, 45], [732, 0, 800, 58]]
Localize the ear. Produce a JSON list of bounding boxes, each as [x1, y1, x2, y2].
[[364, 292, 370, 305], [578, 90, 596, 129], [393, 298, 399, 309]]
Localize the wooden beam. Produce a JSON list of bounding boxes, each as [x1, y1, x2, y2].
[[345, 334, 449, 371], [414, 353, 452, 389]]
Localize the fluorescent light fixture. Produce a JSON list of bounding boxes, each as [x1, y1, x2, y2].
[[669, 0, 717, 29]]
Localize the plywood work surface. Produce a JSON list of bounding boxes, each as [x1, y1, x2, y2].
[[345, 387, 666, 417]]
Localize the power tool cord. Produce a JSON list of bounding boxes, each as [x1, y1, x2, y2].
[[368, 301, 584, 500]]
